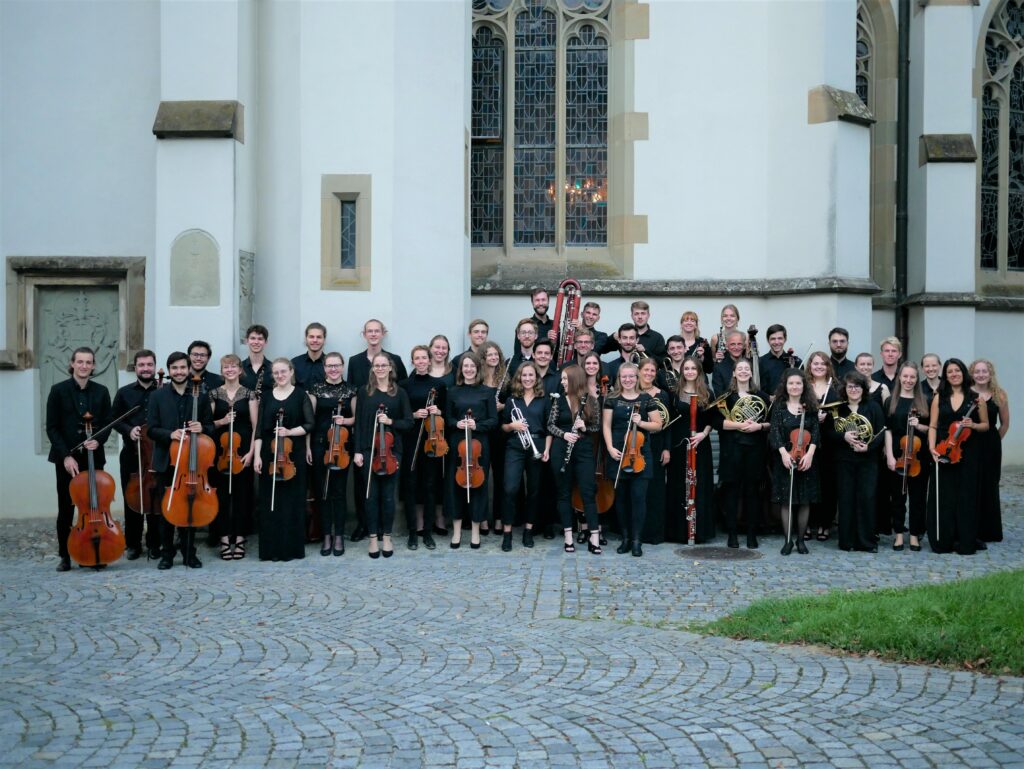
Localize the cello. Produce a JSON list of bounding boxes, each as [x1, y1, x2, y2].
[[67, 412, 126, 568], [163, 376, 219, 531]]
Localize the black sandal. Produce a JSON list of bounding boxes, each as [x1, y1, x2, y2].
[[232, 538, 246, 560], [219, 538, 233, 561], [564, 542, 576, 553]]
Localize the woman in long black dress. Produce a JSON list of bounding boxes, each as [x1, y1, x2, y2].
[[446, 353, 498, 548], [547, 364, 602, 554], [253, 357, 313, 562], [480, 341, 508, 535], [805, 351, 839, 541], [769, 369, 820, 555], [309, 352, 357, 557], [354, 353, 413, 558], [717, 358, 770, 549], [829, 371, 887, 553], [970, 358, 1009, 543], [882, 362, 930, 552], [638, 357, 671, 544], [927, 358, 989, 555], [209, 354, 257, 560], [576, 352, 609, 546], [603, 363, 663, 557], [671, 356, 716, 544], [500, 362, 551, 550]]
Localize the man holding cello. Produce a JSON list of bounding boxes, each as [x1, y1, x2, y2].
[[147, 351, 216, 570], [46, 346, 112, 572]]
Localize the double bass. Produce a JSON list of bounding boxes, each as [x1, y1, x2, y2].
[[163, 376, 219, 530], [67, 413, 126, 568]]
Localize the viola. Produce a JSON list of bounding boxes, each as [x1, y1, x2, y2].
[[455, 408, 484, 500], [323, 402, 351, 470], [67, 412, 126, 567], [788, 407, 812, 466], [935, 400, 977, 464], [370, 404, 399, 476], [162, 376, 219, 529], [895, 408, 922, 479], [422, 389, 449, 459]]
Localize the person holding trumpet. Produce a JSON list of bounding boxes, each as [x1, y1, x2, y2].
[[499, 362, 550, 551]]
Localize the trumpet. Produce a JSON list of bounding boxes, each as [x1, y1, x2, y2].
[[552, 278, 582, 367], [729, 394, 767, 423], [509, 399, 542, 459]]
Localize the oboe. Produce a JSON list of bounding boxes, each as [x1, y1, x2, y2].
[[560, 394, 588, 473]]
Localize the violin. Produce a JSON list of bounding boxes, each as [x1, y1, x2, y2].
[[455, 408, 484, 501], [217, 405, 247, 477], [163, 376, 219, 529], [125, 369, 162, 516], [422, 389, 449, 459], [788, 407, 812, 466], [895, 407, 922, 480], [271, 408, 297, 481], [323, 402, 351, 470], [614, 404, 646, 487], [935, 400, 977, 464], [67, 412, 126, 567], [370, 404, 399, 476]]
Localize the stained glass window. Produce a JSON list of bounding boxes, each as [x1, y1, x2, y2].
[[980, 0, 1024, 271], [340, 200, 357, 269], [855, 9, 871, 107], [471, 0, 610, 250]]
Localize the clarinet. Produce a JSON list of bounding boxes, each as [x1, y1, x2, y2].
[[560, 394, 588, 473]]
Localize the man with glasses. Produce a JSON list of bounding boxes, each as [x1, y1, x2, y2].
[[187, 340, 224, 393]]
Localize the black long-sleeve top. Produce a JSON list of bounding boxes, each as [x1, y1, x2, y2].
[[827, 400, 886, 462], [547, 393, 600, 440], [354, 388, 413, 456], [291, 352, 326, 390], [348, 350, 408, 390], [605, 327, 667, 360], [240, 356, 273, 398], [399, 373, 449, 420], [46, 378, 112, 464], [446, 384, 498, 436], [501, 393, 552, 443], [759, 351, 802, 396], [111, 379, 158, 459], [147, 383, 216, 473], [712, 358, 740, 396]]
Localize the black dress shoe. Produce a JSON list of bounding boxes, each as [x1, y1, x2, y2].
[[599, 533, 607, 546], [727, 534, 739, 549], [450, 540, 461, 550], [333, 544, 345, 556], [616, 539, 631, 555], [631, 541, 643, 557], [909, 542, 922, 552], [479, 527, 490, 537], [432, 525, 449, 537], [501, 532, 513, 552], [126, 546, 142, 561], [747, 537, 759, 549], [421, 532, 436, 550], [157, 555, 174, 570], [148, 547, 162, 561], [577, 529, 588, 545], [185, 553, 203, 568], [407, 533, 419, 550], [892, 542, 905, 551], [780, 540, 794, 556], [350, 526, 367, 543], [320, 540, 333, 557], [470, 541, 481, 550], [796, 539, 809, 555], [56, 556, 71, 572], [522, 529, 535, 548], [368, 549, 380, 559]]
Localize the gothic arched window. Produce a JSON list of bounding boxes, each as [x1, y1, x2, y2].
[[471, 0, 610, 250], [980, 0, 1024, 271]]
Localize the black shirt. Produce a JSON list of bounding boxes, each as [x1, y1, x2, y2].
[[147, 383, 215, 473], [872, 368, 898, 396], [501, 393, 552, 440], [354, 388, 413, 456], [111, 379, 158, 460], [46, 378, 112, 465], [240, 356, 273, 398], [347, 350, 408, 389], [830, 355, 856, 381], [712, 358, 741, 396], [512, 314, 553, 356], [759, 351, 802, 397], [291, 352, 327, 390]]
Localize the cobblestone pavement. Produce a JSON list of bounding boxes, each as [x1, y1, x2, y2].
[[2, 477, 1024, 768]]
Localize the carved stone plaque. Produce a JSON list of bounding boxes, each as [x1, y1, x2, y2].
[[239, 250, 254, 342], [37, 288, 120, 449], [170, 229, 219, 306]]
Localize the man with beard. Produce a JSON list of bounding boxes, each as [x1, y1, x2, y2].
[[111, 349, 161, 560], [512, 288, 555, 355], [829, 327, 855, 380], [292, 322, 328, 389], [606, 323, 641, 383]]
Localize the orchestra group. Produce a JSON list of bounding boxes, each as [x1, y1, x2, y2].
[[46, 281, 1010, 572]]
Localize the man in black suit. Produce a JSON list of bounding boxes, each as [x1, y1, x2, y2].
[[148, 351, 215, 570], [46, 347, 112, 572]]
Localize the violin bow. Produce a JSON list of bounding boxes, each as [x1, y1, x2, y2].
[[68, 404, 142, 453], [165, 420, 189, 511], [614, 404, 637, 489]]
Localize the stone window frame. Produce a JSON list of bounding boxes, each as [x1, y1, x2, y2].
[[2, 256, 145, 371], [321, 174, 372, 291], [976, 0, 1024, 290], [470, 0, 647, 283]]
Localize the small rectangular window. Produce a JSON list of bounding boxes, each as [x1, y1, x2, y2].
[[340, 200, 357, 269]]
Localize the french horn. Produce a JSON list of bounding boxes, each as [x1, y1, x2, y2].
[[835, 411, 874, 443], [729, 394, 767, 423]]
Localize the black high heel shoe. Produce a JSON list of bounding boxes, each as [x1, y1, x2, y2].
[[587, 538, 602, 555], [780, 540, 794, 556], [577, 529, 588, 545], [320, 536, 333, 557], [796, 538, 809, 555]]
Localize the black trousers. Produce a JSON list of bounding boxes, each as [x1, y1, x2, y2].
[[311, 460, 349, 535], [615, 474, 649, 542], [401, 449, 442, 534], [836, 459, 877, 550], [119, 452, 160, 551], [550, 440, 598, 532], [503, 442, 543, 526], [884, 463, 929, 537], [366, 469, 399, 535], [54, 462, 85, 559]]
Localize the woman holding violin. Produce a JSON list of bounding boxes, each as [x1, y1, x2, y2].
[[354, 354, 412, 558], [716, 358, 770, 549], [209, 354, 257, 560], [576, 352, 610, 546], [927, 358, 989, 554], [499, 362, 551, 551], [252, 358, 313, 562], [309, 352, 358, 557], [971, 358, 1009, 543], [768, 369, 820, 555], [883, 362, 930, 552], [805, 351, 840, 542], [603, 362, 663, 557], [828, 371, 886, 553], [445, 353, 497, 548], [399, 345, 447, 551], [547, 364, 601, 554], [480, 341, 508, 535]]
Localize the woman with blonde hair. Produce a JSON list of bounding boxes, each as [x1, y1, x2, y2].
[[970, 358, 1009, 543]]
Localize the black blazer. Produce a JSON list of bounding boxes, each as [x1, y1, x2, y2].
[[147, 384, 215, 473], [45, 378, 111, 465]]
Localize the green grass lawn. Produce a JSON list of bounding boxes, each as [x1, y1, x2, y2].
[[694, 569, 1024, 676]]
